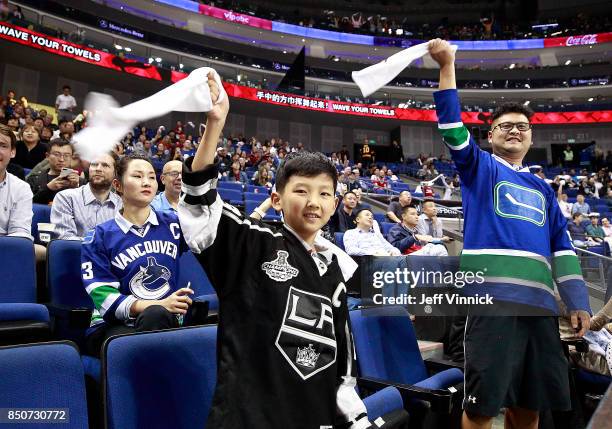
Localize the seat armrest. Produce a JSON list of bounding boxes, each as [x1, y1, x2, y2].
[[357, 376, 456, 413]]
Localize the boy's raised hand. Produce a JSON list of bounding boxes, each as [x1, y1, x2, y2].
[[428, 38, 456, 68], [206, 71, 229, 123]]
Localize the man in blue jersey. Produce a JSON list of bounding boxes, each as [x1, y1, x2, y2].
[[428, 39, 591, 429]]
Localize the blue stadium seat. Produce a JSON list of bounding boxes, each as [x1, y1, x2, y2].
[[380, 222, 395, 237], [244, 200, 282, 221], [178, 251, 218, 312], [350, 306, 463, 428], [217, 181, 244, 192], [32, 203, 51, 244], [335, 232, 345, 251], [0, 341, 89, 428], [246, 185, 270, 194], [243, 192, 268, 202], [217, 188, 243, 205], [373, 213, 386, 224], [0, 237, 50, 346], [103, 325, 407, 428], [46, 240, 93, 348], [103, 326, 217, 429]]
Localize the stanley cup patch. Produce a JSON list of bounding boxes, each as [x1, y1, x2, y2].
[[262, 250, 299, 282]]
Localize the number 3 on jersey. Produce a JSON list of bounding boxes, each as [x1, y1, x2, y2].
[[82, 261, 94, 280]]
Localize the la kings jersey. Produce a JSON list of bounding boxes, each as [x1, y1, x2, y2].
[[179, 159, 371, 429], [81, 209, 188, 329]]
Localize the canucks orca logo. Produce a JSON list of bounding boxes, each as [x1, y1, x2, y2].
[[129, 256, 172, 300]]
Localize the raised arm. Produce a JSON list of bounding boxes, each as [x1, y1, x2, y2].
[[429, 39, 456, 90], [191, 71, 230, 172]]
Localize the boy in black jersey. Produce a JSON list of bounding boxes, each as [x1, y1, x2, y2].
[[179, 73, 388, 428]]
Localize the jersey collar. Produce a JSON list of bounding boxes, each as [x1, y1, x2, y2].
[[114, 208, 159, 234], [492, 154, 530, 172]]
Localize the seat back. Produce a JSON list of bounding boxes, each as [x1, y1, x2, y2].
[[335, 232, 345, 251], [178, 251, 215, 296], [217, 181, 243, 192], [47, 240, 92, 309], [244, 200, 279, 219], [380, 222, 395, 237], [217, 188, 242, 203], [243, 192, 268, 202], [104, 326, 217, 429], [0, 341, 89, 428], [350, 306, 429, 385], [0, 237, 36, 303], [32, 203, 52, 244]]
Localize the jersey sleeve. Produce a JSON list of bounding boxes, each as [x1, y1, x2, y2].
[[433, 89, 484, 187], [548, 194, 592, 313], [334, 283, 370, 428], [178, 159, 277, 297], [81, 227, 137, 324]]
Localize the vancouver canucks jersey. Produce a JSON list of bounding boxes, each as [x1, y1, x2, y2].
[[81, 209, 188, 329], [434, 88, 590, 314], [179, 159, 371, 429]]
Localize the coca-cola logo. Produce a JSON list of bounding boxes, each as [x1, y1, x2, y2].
[[565, 34, 597, 46], [223, 11, 250, 24]]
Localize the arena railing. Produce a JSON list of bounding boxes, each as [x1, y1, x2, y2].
[[575, 247, 612, 302]]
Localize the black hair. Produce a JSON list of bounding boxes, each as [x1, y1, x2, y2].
[[0, 123, 17, 150], [401, 205, 417, 215], [343, 191, 356, 199], [421, 199, 436, 208], [62, 85, 71, 91], [572, 212, 582, 220], [275, 151, 337, 193], [490, 102, 534, 125], [47, 138, 73, 153], [115, 154, 154, 181], [354, 208, 372, 219]]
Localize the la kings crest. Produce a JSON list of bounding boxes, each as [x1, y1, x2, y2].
[[275, 286, 337, 380]]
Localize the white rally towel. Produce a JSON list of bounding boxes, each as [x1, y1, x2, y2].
[[73, 67, 226, 161], [351, 42, 457, 97]]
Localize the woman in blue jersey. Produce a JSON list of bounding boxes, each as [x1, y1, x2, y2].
[[81, 154, 192, 356]]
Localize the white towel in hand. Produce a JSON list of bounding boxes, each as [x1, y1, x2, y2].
[[73, 67, 226, 161], [351, 42, 457, 97]]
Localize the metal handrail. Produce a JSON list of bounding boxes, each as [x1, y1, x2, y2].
[[576, 247, 612, 262]]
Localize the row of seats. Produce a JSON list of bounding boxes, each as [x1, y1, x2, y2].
[[1, 306, 467, 429]]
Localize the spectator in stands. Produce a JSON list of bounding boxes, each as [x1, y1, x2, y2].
[[372, 169, 389, 190], [343, 209, 401, 256], [151, 160, 182, 213], [557, 180, 573, 219], [353, 188, 366, 212], [0, 123, 32, 239], [215, 146, 232, 173], [386, 169, 399, 182], [328, 191, 357, 234], [345, 169, 361, 192], [571, 194, 591, 215], [40, 126, 53, 144], [567, 213, 594, 247], [386, 190, 413, 223], [12, 124, 47, 169], [55, 85, 77, 122], [81, 154, 191, 357], [52, 119, 75, 140], [387, 206, 448, 255], [224, 161, 248, 185], [417, 200, 451, 242], [27, 139, 83, 204], [51, 152, 121, 240], [585, 214, 605, 244], [254, 165, 273, 188], [391, 140, 404, 163], [338, 144, 350, 162]]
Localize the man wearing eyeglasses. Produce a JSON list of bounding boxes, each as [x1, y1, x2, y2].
[[151, 160, 182, 212], [27, 138, 84, 205], [429, 39, 591, 429]]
